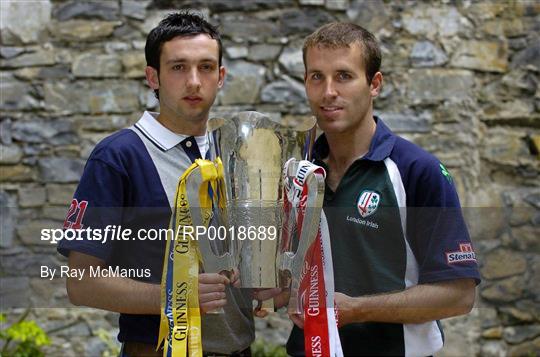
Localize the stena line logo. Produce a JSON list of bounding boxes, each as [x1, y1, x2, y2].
[[446, 243, 477, 264], [357, 190, 380, 218]]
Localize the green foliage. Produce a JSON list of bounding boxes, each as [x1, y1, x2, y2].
[[95, 328, 120, 357], [251, 338, 287, 357], [0, 311, 50, 357]]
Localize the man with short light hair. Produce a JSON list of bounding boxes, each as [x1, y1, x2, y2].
[[286, 22, 480, 356]]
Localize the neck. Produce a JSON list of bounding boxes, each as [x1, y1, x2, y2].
[[156, 111, 207, 136], [325, 115, 376, 172]]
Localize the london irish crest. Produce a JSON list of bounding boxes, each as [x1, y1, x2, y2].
[[357, 190, 380, 218]]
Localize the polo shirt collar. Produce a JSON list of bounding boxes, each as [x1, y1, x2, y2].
[[313, 116, 396, 162], [135, 111, 193, 151]]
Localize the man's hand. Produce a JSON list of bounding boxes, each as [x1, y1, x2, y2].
[[198, 273, 229, 314], [252, 288, 285, 318], [288, 293, 350, 329]]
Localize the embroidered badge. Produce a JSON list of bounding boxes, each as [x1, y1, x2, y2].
[[440, 163, 453, 183], [446, 243, 477, 264], [357, 190, 380, 218]]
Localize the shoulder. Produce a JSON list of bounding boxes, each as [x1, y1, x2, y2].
[[388, 135, 458, 207], [87, 129, 147, 173]]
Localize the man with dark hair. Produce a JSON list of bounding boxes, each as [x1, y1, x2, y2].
[[286, 22, 480, 356], [58, 12, 254, 356]]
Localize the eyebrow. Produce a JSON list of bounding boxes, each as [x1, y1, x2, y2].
[[165, 58, 218, 65]]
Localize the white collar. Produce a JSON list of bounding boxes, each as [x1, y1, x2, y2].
[[134, 111, 208, 151]]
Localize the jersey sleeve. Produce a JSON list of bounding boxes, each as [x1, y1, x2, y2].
[[406, 159, 481, 285], [57, 158, 127, 262]]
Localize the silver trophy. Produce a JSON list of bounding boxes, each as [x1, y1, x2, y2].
[[209, 111, 324, 314], [183, 111, 324, 314]]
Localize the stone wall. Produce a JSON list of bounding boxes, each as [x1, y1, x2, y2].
[[0, 0, 538, 356]]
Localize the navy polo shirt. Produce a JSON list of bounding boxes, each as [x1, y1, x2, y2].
[[287, 116, 480, 356], [58, 112, 254, 353]]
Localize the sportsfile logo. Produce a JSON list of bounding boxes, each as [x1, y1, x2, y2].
[[446, 243, 477, 264]]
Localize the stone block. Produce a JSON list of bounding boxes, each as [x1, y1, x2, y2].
[[300, 0, 324, 5], [220, 60, 266, 105], [219, 14, 280, 42], [481, 129, 529, 165], [0, 190, 17, 248], [511, 225, 540, 251], [225, 46, 248, 59], [503, 325, 540, 344], [325, 0, 348, 10], [76, 115, 130, 131], [72, 53, 122, 78], [481, 276, 525, 303], [49, 20, 120, 42], [278, 42, 304, 79], [0, 46, 25, 59], [53, 1, 119, 21], [402, 6, 472, 39], [261, 76, 306, 104], [511, 40, 540, 70], [482, 326, 503, 339], [0, 48, 55, 68], [376, 111, 432, 133], [0, 165, 35, 182], [121, 0, 150, 20], [410, 41, 448, 67], [0, 277, 30, 308], [406, 69, 474, 103], [38, 157, 85, 183], [451, 40, 508, 73], [17, 219, 59, 246], [121, 52, 146, 78], [42, 205, 69, 221], [0, 144, 23, 164], [0, 1, 51, 44], [18, 185, 47, 208], [0, 78, 39, 110], [14, 64, 71, 81], [12, 119, 77, 145], [507, 337, 540, 357], [44, 81, 140, 114], [277, 8, 335, 36], [347, 0, 389, 32], [481, 248, 527, 280], [248, 44, 282, 62], [46, 183, 76, 205]]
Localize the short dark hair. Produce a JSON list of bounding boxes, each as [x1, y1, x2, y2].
[[145, 11, 223, 99], [303, 22, 381, 84]]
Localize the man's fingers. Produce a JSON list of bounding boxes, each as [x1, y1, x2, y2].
[[199, 272, 229, 285], [254, 308, 269, 318], [199, 291, 227, 304], [200, 299, 227, 314], [253, 288, 282, 301], [230, 268, 241, 288], [198, 281, 226, 294], [289, 313, 304, 329]]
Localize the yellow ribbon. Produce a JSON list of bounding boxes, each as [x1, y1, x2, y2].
[[158, 158, 226, 357]]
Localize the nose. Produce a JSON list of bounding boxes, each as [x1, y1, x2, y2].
[[186, 68, 201, 90], [323, 79, 338, 99]]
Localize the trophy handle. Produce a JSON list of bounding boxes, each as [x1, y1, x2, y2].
[[279, 169, 325, 315], [185, 166, 236, 274]]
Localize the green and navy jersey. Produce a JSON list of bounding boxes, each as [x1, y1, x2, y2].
[[287, 116, 480, 356], [57, 111, 254, 353]]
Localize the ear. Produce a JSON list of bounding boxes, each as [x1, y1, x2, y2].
[[370, 71, 383, 98], [218, 66, 226, 88], [145, 66, 159, 91]]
